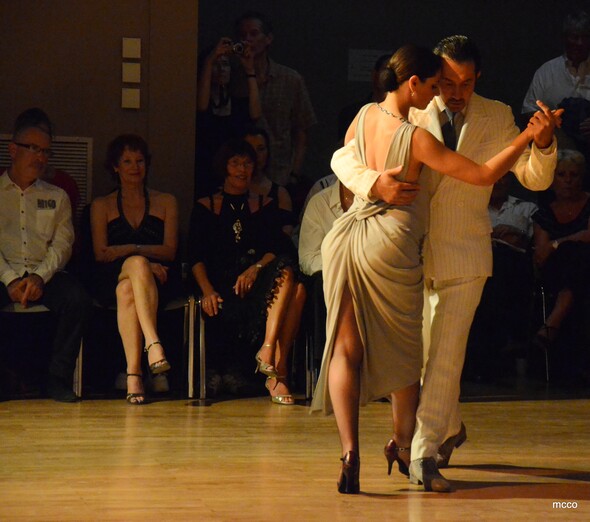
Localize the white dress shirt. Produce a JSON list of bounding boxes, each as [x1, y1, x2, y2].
[[489, 195, 538, 238], [0, 171, 73, 286], [522, 54, 590, 113], [298, 181, 344, 276]]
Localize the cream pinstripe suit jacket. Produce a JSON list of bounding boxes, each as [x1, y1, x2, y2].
[[331, 94, 557, 281]]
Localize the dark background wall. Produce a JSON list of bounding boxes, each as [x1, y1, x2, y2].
[[0, 0, 582, 238], [200, 0, 570, 181], [0, 0, 198, 236]]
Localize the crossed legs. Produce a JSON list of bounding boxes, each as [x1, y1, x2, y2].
[[116, 256, 167, 399], [257, 266, 306, 400]]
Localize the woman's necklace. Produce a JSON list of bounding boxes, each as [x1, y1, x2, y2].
[[376, 103, 408, 123], [227, 197, 246, 243]]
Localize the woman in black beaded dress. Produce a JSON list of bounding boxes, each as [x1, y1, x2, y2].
[[189, 139, 305, 404], [90, 134, 180, 404]]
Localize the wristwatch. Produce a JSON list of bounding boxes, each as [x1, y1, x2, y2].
[[551, 240, 559, 250]]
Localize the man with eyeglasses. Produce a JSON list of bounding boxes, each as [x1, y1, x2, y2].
[[0, 108, 91, 402]]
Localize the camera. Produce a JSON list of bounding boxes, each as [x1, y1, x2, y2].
[[232, 41, 246, 55]]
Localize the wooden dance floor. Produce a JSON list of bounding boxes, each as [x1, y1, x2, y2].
[[1, 396, 589, 521]]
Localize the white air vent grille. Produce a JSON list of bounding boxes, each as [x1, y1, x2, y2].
[[0, 134, 93, 222]]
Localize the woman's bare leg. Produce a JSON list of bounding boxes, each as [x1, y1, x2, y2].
[[275, 282, 306, 374], [544, 288, 574, 330], [116, 279, 143, 397], [257, 267, 296, 365], [328, 283, 363, 456], [118, 255, 164, 364], [265, 282, 306, 400], [389, 381, 420, 467]]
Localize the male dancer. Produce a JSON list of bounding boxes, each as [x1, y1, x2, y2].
[[330, 35, 559, 491]]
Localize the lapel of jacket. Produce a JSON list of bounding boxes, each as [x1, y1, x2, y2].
[[456, 94, 489, 158]]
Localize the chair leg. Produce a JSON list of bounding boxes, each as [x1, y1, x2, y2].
[[187, 295, 196, 399], [305, 330, 313, 401], [198, 299, 207, 401], [73, 341, 83, 397]]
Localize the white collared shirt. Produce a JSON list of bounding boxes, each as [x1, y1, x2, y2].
[[489, 195, 538, 238], [298, 181, 344, 275], [522, 54, 590, 113], [435, 97, 466, 136], [0, 171, 73, 286]]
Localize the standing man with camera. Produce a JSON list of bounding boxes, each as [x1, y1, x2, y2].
[[233, 10, 317, 187]]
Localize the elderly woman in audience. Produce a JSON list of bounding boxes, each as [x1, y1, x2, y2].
[[533, 149, 590, 351], [90, 134, 180, 404], [242, 127, 295, 236], [189, 138, 305, 403]]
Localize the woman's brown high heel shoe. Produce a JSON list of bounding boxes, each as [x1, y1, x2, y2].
[[337, 451, 360, 494], [384, 439, 410, 477], [144, 340, 171, 375]]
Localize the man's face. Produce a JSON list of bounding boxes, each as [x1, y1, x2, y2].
[[564, 32, 590, 66], [8, 128, 52, 184], [237, 18, 272, 57], [437, 57, 479, 113]]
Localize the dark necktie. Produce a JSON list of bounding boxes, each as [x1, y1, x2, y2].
[[441, 111, 457, 151]]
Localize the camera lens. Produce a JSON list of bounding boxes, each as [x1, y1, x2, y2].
[[232, 42, 245, 55]]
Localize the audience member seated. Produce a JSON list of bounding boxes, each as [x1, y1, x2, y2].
[[0, 107, 80, 258], [90, 134, 181, 404], [292, 172, 339, 248], [242, 126, 295, 236], [301, 174, 338, 217], [298, 180, 354, 367], [532, 149, 590, 379], [189, 138, 305, 403], [0, 108, 91, 402], [196, 37, 261, 197], [522, 8, 590, 153], [299, 180, 354, 277], [465, 174, 538, 381]]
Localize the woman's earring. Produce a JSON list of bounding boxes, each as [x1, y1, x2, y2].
[[411, 91, 415, 97]]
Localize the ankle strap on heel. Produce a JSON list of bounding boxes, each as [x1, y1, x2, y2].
[[144, 340, 162, 353]]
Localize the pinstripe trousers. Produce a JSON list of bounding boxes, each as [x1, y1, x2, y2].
[[412, 275, 487, 460]]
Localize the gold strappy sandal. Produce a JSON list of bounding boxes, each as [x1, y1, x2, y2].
[[144, 340, 171, 375], [265, 376, 295, 406]]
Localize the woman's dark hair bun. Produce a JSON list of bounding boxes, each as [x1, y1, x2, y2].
[[379, 67, 399, 92]]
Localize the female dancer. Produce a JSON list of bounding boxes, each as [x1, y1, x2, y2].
[[309, 44, 547, 493]]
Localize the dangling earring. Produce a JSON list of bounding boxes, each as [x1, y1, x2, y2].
[[410, 91, 415, 97]]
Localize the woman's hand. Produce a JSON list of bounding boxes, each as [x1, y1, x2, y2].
[[234, 264, 261, 298], [99, 244, 135, 262], [150, 263, 169, 285], [201, 291, 223, 317]]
